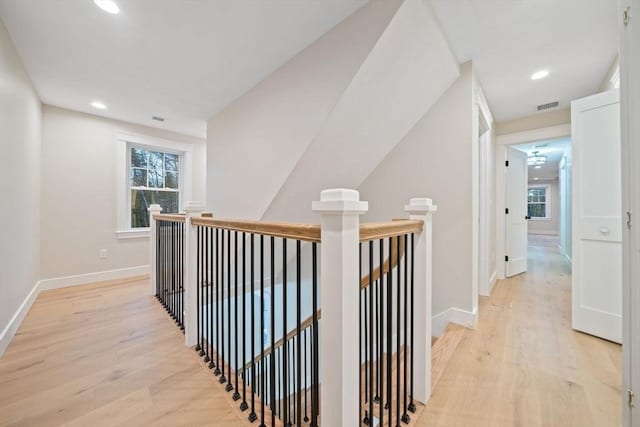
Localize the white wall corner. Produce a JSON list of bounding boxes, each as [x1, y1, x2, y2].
[[432, 307, 477, 337]]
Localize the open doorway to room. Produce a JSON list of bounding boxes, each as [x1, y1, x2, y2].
[[513, 137, 572, 265]]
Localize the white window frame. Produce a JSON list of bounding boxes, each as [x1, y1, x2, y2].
[[116, 133, 194, 239], [527, 184, 551, 221]]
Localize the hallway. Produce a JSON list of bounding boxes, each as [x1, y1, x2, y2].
[[416, 234, 622, 426]]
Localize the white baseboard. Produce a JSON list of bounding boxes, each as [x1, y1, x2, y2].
[[38, 265, 149, 291], [432, 307, 477, 337], [0, 265, 149, 358], [0, 281, 40, 357], [488, 270, 498, 295]]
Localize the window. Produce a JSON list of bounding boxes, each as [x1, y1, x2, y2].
[[129, 146, 181, 228], [116, 134, 193, 239], [528, 185, 549, 219]]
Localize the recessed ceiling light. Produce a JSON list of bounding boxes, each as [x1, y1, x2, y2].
[[91, 101, 107, 110], [533, 177, 540, 180], [94, 0, 119, 14], [534, 165, 542, 169], [531, 70, 550, 80]]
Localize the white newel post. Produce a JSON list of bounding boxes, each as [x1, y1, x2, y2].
[[148, 204, 163, 295], [184, 201, 205, 347], [405, 197, 437, 404], [312, 189, 368, 427]]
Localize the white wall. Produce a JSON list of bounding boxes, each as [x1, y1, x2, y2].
[[262, 0, 459, 223], [528, 179, 560, 235], [0, 18, 41, 353], [40, 105, 206, 281], [206, 0, 403, 219], [359, 62, 476, 324]]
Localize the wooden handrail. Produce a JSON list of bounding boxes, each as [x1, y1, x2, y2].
[[359, 220, 423, 242], [154, 213, 186, 223], [191, 217, 321, 242]]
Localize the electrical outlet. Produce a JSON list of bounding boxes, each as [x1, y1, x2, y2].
[[99, 249, 108, 259]]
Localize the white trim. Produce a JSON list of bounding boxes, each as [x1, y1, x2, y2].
[[432, 307, 478, 337], [495, 124, 571, 280], [621, 1, 638, 423], [0, 266, 149, 358], [38, 266, 149, 291], [116, 229, 150, 240], [473, 82, 494, 318], [488, 271, 498, 295], [0, 281, 40, 357]]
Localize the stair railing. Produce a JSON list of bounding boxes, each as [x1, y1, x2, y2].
[[148, 190, 436, 426]]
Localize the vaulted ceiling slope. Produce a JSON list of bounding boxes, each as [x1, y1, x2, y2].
[[0, 0, 366, 137], [430, 0, 618, 122]]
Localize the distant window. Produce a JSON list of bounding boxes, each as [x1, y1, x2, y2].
[[129, 145, 181, 228], [528, 186, 549, 219]]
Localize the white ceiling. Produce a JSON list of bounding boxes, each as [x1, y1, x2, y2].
[[0, 0, 366, 138], [514, 137, 571, 181], [430, 0, 618, 122]]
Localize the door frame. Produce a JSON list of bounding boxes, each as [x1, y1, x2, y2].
[[495, 124, 571, 280], [621, 0, 638, 423]]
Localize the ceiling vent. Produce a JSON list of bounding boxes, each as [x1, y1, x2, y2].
[[537, 101, 559, 111], [152, 116, 165, 122]]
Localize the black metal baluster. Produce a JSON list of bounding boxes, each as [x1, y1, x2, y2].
[[227, 230, 233, 389], [249, 234, 257, 422], [303, 326, 309, 423], [358, 258, 362, 424], [296, 240, 302, 427], [276, 347, 281, 418], [397, 236, 402, 426], [311, 242, 319, 427], [174, 222, 177, 321], [402, 234, 410, 424], [369, 240, 374, 425], [282, 239, 288, 426], [214, 228, 220, 373], [292, 335, 296, 425], [220, 229, 227, 383], [234, 231, 241, 401], [270, 237, 276, 426], [387, 237, 393, 424], [241, 232, 249, 412], [408, 234, 416, 413], [199, 226, 206, 357], [196, 226, 201, 352], [180, 223, 184, 330], [204, 227, 210, 362], [379, 238, 385, 427], [375, 276, 380, 404], [259, 235, 265, 427], [210, 228, 216, 369]]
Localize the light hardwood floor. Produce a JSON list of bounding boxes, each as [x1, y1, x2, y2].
[[415, 234, 623, 427], [0, 277, 250, 427]]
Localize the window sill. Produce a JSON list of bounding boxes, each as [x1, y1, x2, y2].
[[529, 218, 551, 221], [116, 229, 150, 240]]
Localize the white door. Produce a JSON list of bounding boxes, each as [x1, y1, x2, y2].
[[571, 89, 622, 343], [505, 147, 528, 277]]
